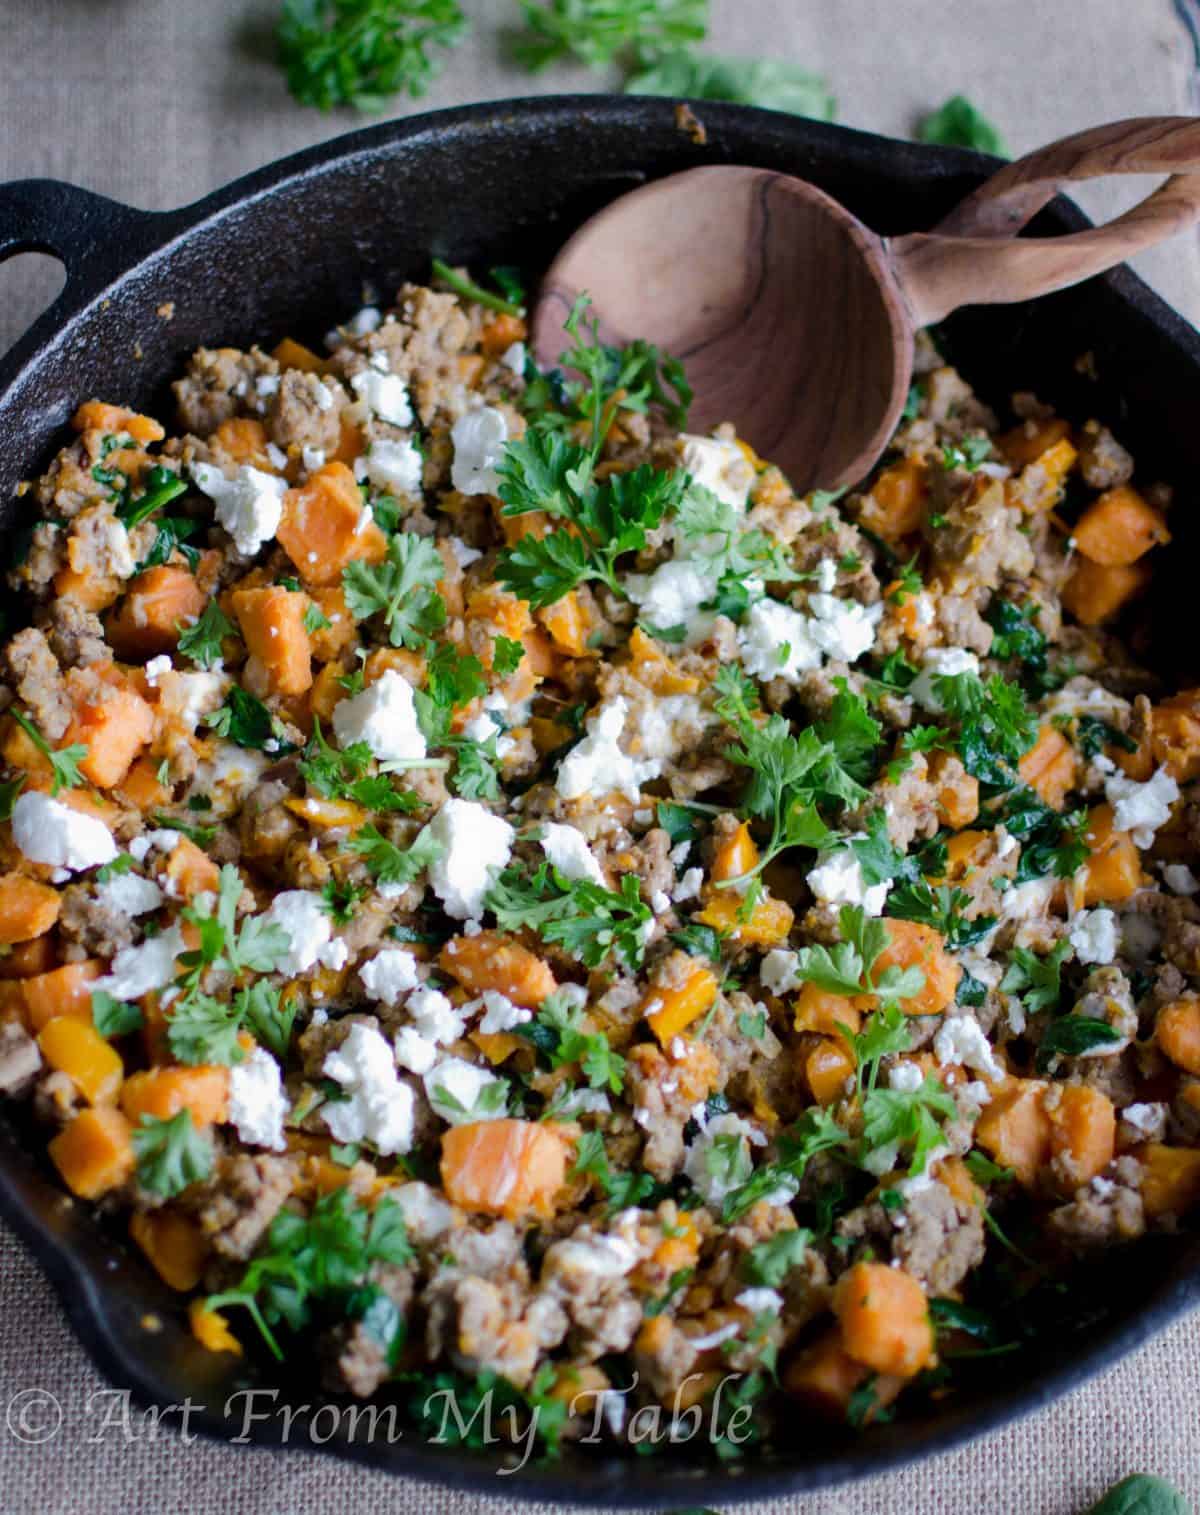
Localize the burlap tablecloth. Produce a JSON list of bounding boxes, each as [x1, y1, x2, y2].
[[2, 2, 1199, 1509]]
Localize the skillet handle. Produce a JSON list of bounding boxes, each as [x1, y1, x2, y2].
[[889, 116, 1200, 326]]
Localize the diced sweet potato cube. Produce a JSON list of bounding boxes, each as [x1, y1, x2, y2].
[[1061, 557, 1151, 627], [783, 1326, 903, 1421], [272, 337, 327, 374], [0, 935, 56, 980], [537, 593, 591, 657], [160, 836, 221, 901], [1018, 724, 1077, 811], [438, 931, 557, 1008], [479, 313, 527, 358], [806, 1038, 856, 1105], [210, 417, 273, 469], [120, 1065, 229, 1128], [441, 1118, 566, 1220], [644, 962, 718, 1044], [107, 567, 209, 659], [793, 983, 864, 1039], [231, 585, 313, 697], [72, 401, 165, 446], [22, 961, 102, 1032], [871, 919, 959, 1016], [37, 1016, 123, 1105], [833, 1260, 935, 1378], [860, 457, 927, 540], [975, 1077, 1052, 1187], [0, 874, 60, 945], [1073, 485, 1170, 567], [129, 1209, 207, 1292], [625, 626, 700, 695], [1080, 804, 1142, 905], [116, 754, 172, 811], [189, 1301, 243, 1355], [1138, 1143, 1200, 1218], [710, 821, 759, 884], [1156, 998, 1200, 1075], [927, 749, 979, 828], [1046, 1084, 1115, 1189], [305, 586, 356, 661], [998, 416, 1072, 467], [49, 1106, 135, 1199], [277, 461, 388, 586], [63, 674, 155, 789], [695, 889, 794, 948]]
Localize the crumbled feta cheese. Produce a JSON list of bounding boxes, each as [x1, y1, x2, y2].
[[95, 873, 164, 918], [1105, 765, 1180, 849], [933, 1015, 1004, 1081], [1163, 862, 1200, 896], [262, 890, 335, 976], [808, 846, 890, 916], [425, 1056, 504, 1124], [546, 1230, 640, 1280], [539, 822, 605, 885], [227, 1046, 289, 1151], [255, 374, 280, 398], [447, 536, 482, 568], [423, 798, 514, 919], [1120, 1101, 1168, 1141], [895, 1145, 951, 1197], [683, 1112, 765, 1205], [816, 557, 838, 593], [555, 697, 661, 802], [1068, 907, 1118, 966], [688, 1321, 743, 1353], [806, 593, 883, 662], [312, 379, 335, 411], [888, 1061, 925, 1093], [145, 655, 172, 686], [322, 1023, 414, 1155], [359, 947, 421, 1006], [552, 1088, 611, 1118], [651, 889, 671, 915], [266, 442, 288, 470], [760, 948, 802, 995], [910, 646, 980, 712], [957, 1080, 992, 1115], [94, 924, 187, 999], [735, 1286, 784, 1315], [673, 867, 704, 903], [450, 406, 508, 495], [128, 830, 181, 863], [679, 434, 755, 512], [12, 793, 116, 873], [348, 305, 382, 336], [994, 826, 1017, 859], [301, 445, 325, 473], [392, 1180, 455, 1242], [737, 597, 820, 681], [959, 951, 1003, 988], [158, 670, 228, 732], [349, 368, 412, 427], [369, 350, 390, 373], [625, 557, 723, 644], [474, 990, 530, 1035], [913, 593, 935, 628], [631, 694, 710, 763], [501, 340, 526, 375], [332, 668, 426, 764], [1001, 877, 1055, 923], [363, 438, 423, 497], [861, 1141, 900, 1177], [189, 462, 286, 556]]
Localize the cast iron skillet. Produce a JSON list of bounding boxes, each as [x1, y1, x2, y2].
[[2, 96, 1200, 1505]]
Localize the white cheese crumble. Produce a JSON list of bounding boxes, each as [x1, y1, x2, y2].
[[679, 434, 755, 512], [759, 948, 802, 995], [673, 867, 704, 903], [358, 947, 421, 1006], [394, 986, 467, 1075], [1068, 907, 1118, 966], [1120, 1101, 1168, 1141], [682, 1112, 766, 1206], [806, 593, 883, 662], [546, 1231, 640, 1280], [145, 655, 172, 686], [262, 890, 339, 976], [12, 793, 116, 873], [95, 873, 164, 918], [349, 368, 413, 427], [1163, 862, 1200, 896], [332, 668, 426, 764], [933, 1015, 1005, 1081], [539, 822, 605, 885], [425, 1056, 505, 1125], [128, 830, 182, 863], [888, 1061, 925, 1093], [910, 646, 980, 712], [392, 1181, 455, 1242], [816, 557, 838, 593], [447, 535, 482, 569], [301, 445, 326, 474], [1105, 765, 1180, 849], [423, 798, 514, 919], [473, 990, 531, 1035], [625, 557, 723, 645], [348, 305, 382, 336], [94, 924, 188, 999], [321, 1023, 415, 1155], [189, 462, 286, 556], [501, 340, 526, 375], [227, 1046, 289, 1151], [363, 438, 423, 497], [737, 597, 820, 681], [555, 697, 661, 802], [735, 1286, 785, 1315], [450, 406, 508, 495], [808, 845, 890, 916]]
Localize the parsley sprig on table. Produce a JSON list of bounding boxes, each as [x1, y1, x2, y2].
[[205, 1188, 413, 1359], [511, 0, 707, 71], [486, 862, 651, 971], [342, 531, 447, 648], [9, 709, 86, 796], [276, 0, 468, 112]]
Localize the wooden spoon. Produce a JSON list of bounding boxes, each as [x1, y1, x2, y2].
[[532, 117, 1200, 492]]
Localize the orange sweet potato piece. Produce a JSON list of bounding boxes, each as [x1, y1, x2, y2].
[[480, 313, 527, 358], [63, 675, 155, 789], [37, 1016, 123, 1105], [998, 416, 1072, 467], [107, 567, 209, 659], [1018, 724, 1077, 811], [806, 1038, 856, 1106], [231, 585, 313, 697], [1080, 804, 1142, 906], [1156, 998, 1200, 1075], [441, 1119, 566, 1220], [72, 401, 165, 446], [625, 626, 701, 695], [161, 836, 221, 901], [872, 919, 959, 1016], [1137, 691, 1200, 784], [273, 337, 328, 374], [927, 749, 979, 828], [189, 1300, 243, 1356], [116, 754, 172, 811], [783, 1325, 903, 1420], [1061, 557, 1151, 627], [833, 1260, 935, 1378], [0, 874, 60, 945], [52, 564, 122, 612], [22, 960, 102, 1032], [211, 417, 273, 469], [1138, 1143, 1200, 1218], [975, 1078, 1052, 1187], [277, 461, 388, 586], [305, 586, 356, 662], [695, 889, 794, 948], [1046, 1084, 1115, 1189], [120, 1065, 229, 1128], [710, 821, 758, 884], [1073, 486, 1169, 567], [49, 1106, 135, 1199], [438, 931, 557, 1009], [860, 457, 927, 540], [793, 983, 864, 1039], [645, 962, 718, 1044], [537, 593, 591, 657], [129, 1209, 207, 1292], [0, 936, 56, 980]]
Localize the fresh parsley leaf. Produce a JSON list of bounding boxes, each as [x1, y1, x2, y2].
[[303, 600, 332, 634], [1036, 1015, 1122, 1071], [242, 981, 298, 1062], [919, 94, 1008, 156], [886, 879, 995, 951], [936, 670, 1037, 786], [133, 1110, 213, 1198], [176, 600, 237, 670], [887, 555, 922, 606], [492, 635, 525, 678], [117, 464, 187, 529], [450, 736, 501, 801], [670, 922, 727, 959], [348, 822, 444, 886], [522, 987, 625, 1093], [1003, 791, 1088, 884], [627, 51, 835, 119], [940, 435, 992, 472], [342, 531, 446, 649], [91, 990, 143, 1039], [737, 1008, 766, 1039], [137, 514, 200, 573], [656, 800, 702, 845], [790, 907, 926, 1006], [486, 863, 651, 971], [1075, 714, 1137, 761], [321, 877, 366, 924], [512, 0, 706, 71], [206, 686, 291, 752], [9, 709, 87, 796], [1000, 939, 1071, 1016], [964, 1150, 1014, 1186], [276, 0, 468, 112], [166, 993, 247, 1067], [741, 1229, 811, 1287], [150, 813, 216, 847], [815, 679, 883, 783]]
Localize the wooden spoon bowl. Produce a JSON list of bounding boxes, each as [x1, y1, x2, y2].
[[534, 118, 1200, 492]]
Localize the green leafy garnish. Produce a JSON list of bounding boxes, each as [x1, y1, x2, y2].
[[918, 94, 1008, 156], [348, 822, 444, 886], [91, 990, 143, 1039], [511, 0, 707, 71], [176, 600, 238, 670], [132, 1111, 213, 1198], [789, 907, 926, 1006], [206, 686, 292, 753], [321, 877, 367, 925], [627, 52, 835, 119], [1002, 789, 1088, 883], [1000, 939, 1071, 1016], [9, 709, 87, 796], [1075, 715, 1137, 761], [430, 258, 525, 318], [492, 635, 525, 678], [342, 531, 446, 648], [741, 1229, 811, 1288], [117, 464, 188, 529], [936, 670, 1037, 787], [137, 515, 200, 573], [1036, 1015, 1122, 1071], [886, 880, 995, 951], [940, 435, 992, 472], [523, 988, 625, 1093], [303, 601, 332, 635], [486, 863, 651, 971], [1085, 1473, 1190, 1515]]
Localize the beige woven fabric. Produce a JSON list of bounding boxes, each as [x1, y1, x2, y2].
[[1, 2, 1199, 1510]]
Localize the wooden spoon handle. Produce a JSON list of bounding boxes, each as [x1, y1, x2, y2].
[[890, 116, 1200, 326]]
